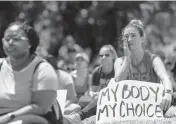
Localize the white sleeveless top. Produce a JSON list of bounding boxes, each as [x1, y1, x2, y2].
[[0, 56, 58, 114]]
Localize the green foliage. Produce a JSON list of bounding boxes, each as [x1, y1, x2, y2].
[[0, 1, 176, 60]]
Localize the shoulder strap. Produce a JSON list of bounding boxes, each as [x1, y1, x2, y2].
[[143, 51, 156, 68], [33, 60, 44, 74], [31, 59, 45, 89], [145, 51, 160, 83], [146, 50, 158, 62]]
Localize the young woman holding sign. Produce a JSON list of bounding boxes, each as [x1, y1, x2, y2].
[[114, 19, 173, 113]]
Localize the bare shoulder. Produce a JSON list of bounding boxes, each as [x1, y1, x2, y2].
[[114, 57, 125, 65], [152, 56, 164, 66]]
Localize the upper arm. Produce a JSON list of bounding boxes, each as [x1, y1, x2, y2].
[[32, 62, 58, 91], [32, 62, 58, 112], [152, 57, 170, 82], [57, 70, 77, 107], [63, 72, 77, 100], [153, 56, 173, 93]]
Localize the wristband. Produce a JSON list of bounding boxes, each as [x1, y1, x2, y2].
[[165, 89, 173, 95]]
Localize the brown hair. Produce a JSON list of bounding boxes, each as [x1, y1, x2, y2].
[[122, 19, 145, 37]]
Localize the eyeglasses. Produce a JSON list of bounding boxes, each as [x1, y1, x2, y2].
[[2, 36, 28, 43], [99, 53, 110, 58], [66, 67, 75, 72]]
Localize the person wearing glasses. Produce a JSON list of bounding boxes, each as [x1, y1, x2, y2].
[[64, 44, 118, 124], [91, 45, 118, 92], [114, 19, 173, 114], [0, 22, 58, 124]]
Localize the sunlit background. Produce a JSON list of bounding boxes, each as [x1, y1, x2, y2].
[[0, 1, 176, 71]]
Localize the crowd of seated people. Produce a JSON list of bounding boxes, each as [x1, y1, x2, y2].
[[1, 19, 176, 124]]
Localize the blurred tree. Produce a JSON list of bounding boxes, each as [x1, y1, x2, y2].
[[0, 1, 176, 63]]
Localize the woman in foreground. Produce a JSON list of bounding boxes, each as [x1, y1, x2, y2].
[[83, 19, 174, 124], [114, 19, 173, 113], [0, 22, 58, 124]]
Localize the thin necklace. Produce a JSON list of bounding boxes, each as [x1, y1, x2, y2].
[[129, 54, 144, 79]]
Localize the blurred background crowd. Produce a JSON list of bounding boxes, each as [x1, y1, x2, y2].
[[0, 1, 176, 74]]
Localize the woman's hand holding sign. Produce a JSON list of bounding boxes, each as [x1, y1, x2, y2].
[[160, 90, 172, 114]]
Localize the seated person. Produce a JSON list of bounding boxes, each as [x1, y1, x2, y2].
[[114, 19, 173, 113], [46, 55, 81, 115], [0, 22, 58, 124], [64, 20, 173, 124], [70, 53, 92, 107], [91, 45, 118, 92]]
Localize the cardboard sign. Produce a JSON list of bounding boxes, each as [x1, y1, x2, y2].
[[96, 79, 164, 124]]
